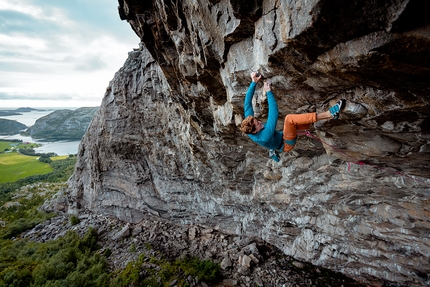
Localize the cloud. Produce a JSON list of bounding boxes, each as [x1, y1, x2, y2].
[[0, 0, 139, 108], [0, 91, 73, 101], [74, 54, 108, 71], [0, 9, 63, 36]]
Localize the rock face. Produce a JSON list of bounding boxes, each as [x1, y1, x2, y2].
[[27, 107, 99, 139], [24, 210, 365, 287], [66, 1, 430, 286]]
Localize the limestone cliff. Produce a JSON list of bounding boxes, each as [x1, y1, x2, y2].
[[66, 1, 430, 286]]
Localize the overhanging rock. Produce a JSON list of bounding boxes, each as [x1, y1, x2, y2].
[[66, 1, 430, 286]]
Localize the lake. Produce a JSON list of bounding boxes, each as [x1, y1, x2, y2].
[[0, 108, 82, 155]]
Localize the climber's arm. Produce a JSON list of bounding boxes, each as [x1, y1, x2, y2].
[[244, 72, 262, 118], [262, 80, 278, 133]]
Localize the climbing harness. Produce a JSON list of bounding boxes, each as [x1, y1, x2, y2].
[[299, 130, 430, 187]]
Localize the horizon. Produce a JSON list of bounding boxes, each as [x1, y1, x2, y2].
[[0, 106, 98, 110], [0, 100, 102, 109]]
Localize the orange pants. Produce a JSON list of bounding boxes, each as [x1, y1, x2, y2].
[[282, 113, 317, 152]]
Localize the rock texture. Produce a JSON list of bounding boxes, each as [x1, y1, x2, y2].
[[24, 210, 365, 287], [27, 107, 99, 139], [65, 1, 430, 286]]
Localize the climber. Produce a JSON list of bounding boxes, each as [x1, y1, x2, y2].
[[240, 72, 345, 162]]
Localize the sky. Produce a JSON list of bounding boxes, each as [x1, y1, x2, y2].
[[0, 0, 139, 108]]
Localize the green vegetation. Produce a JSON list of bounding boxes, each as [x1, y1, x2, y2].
[[0, 228, 222, 287], [52, 155, 69, 161], [0, 183, 110, 287], [0, 228, 110, 287], [17, 147, 54, 157], [0, 141, 40, 153], [0, 184, 222, 287], [0, 142, 14, 152], [0, 119, 27, 135], [0, 181, 222, 287], [0, 147, 221, 287], [111, 254, 222, 287], [69, 215, 80, 226], [0, 140, 72, 185], [0, 183, 62, 240], [0, 153, 53, 184], [129, 243, 136, 252], [0, 156, 77, 197]]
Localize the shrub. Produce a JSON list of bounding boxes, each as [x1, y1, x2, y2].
[[103, 248, 112, 258], [129, 243, 136, 252], [0, 228, 111, 287], [1, 218, 38, 239], [109, 259, 141, 287], [38, 157, 52, 163], [0, 194, 55, 239], [69, 215, 80, 226], [178, 256, 222, 284], [38, 153, 56, 164], [110, 253, 222, 287]]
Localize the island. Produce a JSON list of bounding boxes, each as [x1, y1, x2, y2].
[[24, 107, 99, 140], [0, 119, 28, 135], [0, 107, 44, 116]]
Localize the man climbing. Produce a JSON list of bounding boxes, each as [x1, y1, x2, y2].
[[240, 72, 345, 162]]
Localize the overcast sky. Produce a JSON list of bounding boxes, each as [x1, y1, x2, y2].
[[0, 0, 139, 108]]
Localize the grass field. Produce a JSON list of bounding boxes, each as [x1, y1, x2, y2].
[[0, 153, 53, 183], [0, 141, 40, 152], [0, 142, 16, 152], [52, 155, 69, 161]]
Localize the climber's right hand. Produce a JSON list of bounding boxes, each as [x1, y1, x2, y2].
[[251, 72, 262, 83]]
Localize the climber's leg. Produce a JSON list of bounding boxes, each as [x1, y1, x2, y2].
[[283, 113, 317, 152], [282, 101, 345, 152], [328, 99, 345, 119], [315, 100, 346, 121], [297, 123, 312, 131]]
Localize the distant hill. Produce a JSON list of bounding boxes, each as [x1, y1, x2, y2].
[[14, 107, 42, 112], [0, 119, 27, 135], [26, 107, 99, 140], [0, 111, 21, 116], [0, 107, 43, 117]]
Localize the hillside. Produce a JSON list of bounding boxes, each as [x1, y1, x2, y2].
[[26, 107, 99, 140], [14, 107, 40, 112], [0, 119, 27, 135]]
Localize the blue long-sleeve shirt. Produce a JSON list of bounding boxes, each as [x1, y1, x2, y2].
[[244, 82, 283, 150]]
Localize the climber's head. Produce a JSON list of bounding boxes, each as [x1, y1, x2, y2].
[[241, 116, 264, 134]]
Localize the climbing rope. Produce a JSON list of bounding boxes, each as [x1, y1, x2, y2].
[[299, 130, 430, 187]]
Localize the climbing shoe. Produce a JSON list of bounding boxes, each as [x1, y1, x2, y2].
[[329, 99, 345, 120], [269, 149, 280, 162]]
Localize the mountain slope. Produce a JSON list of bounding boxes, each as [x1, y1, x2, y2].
[[27, 107, 99, 139], [0, 119, 27, 135]]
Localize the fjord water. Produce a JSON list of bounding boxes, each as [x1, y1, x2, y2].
[[0, 109, 55, 126], [0, 108, 81, 155]]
